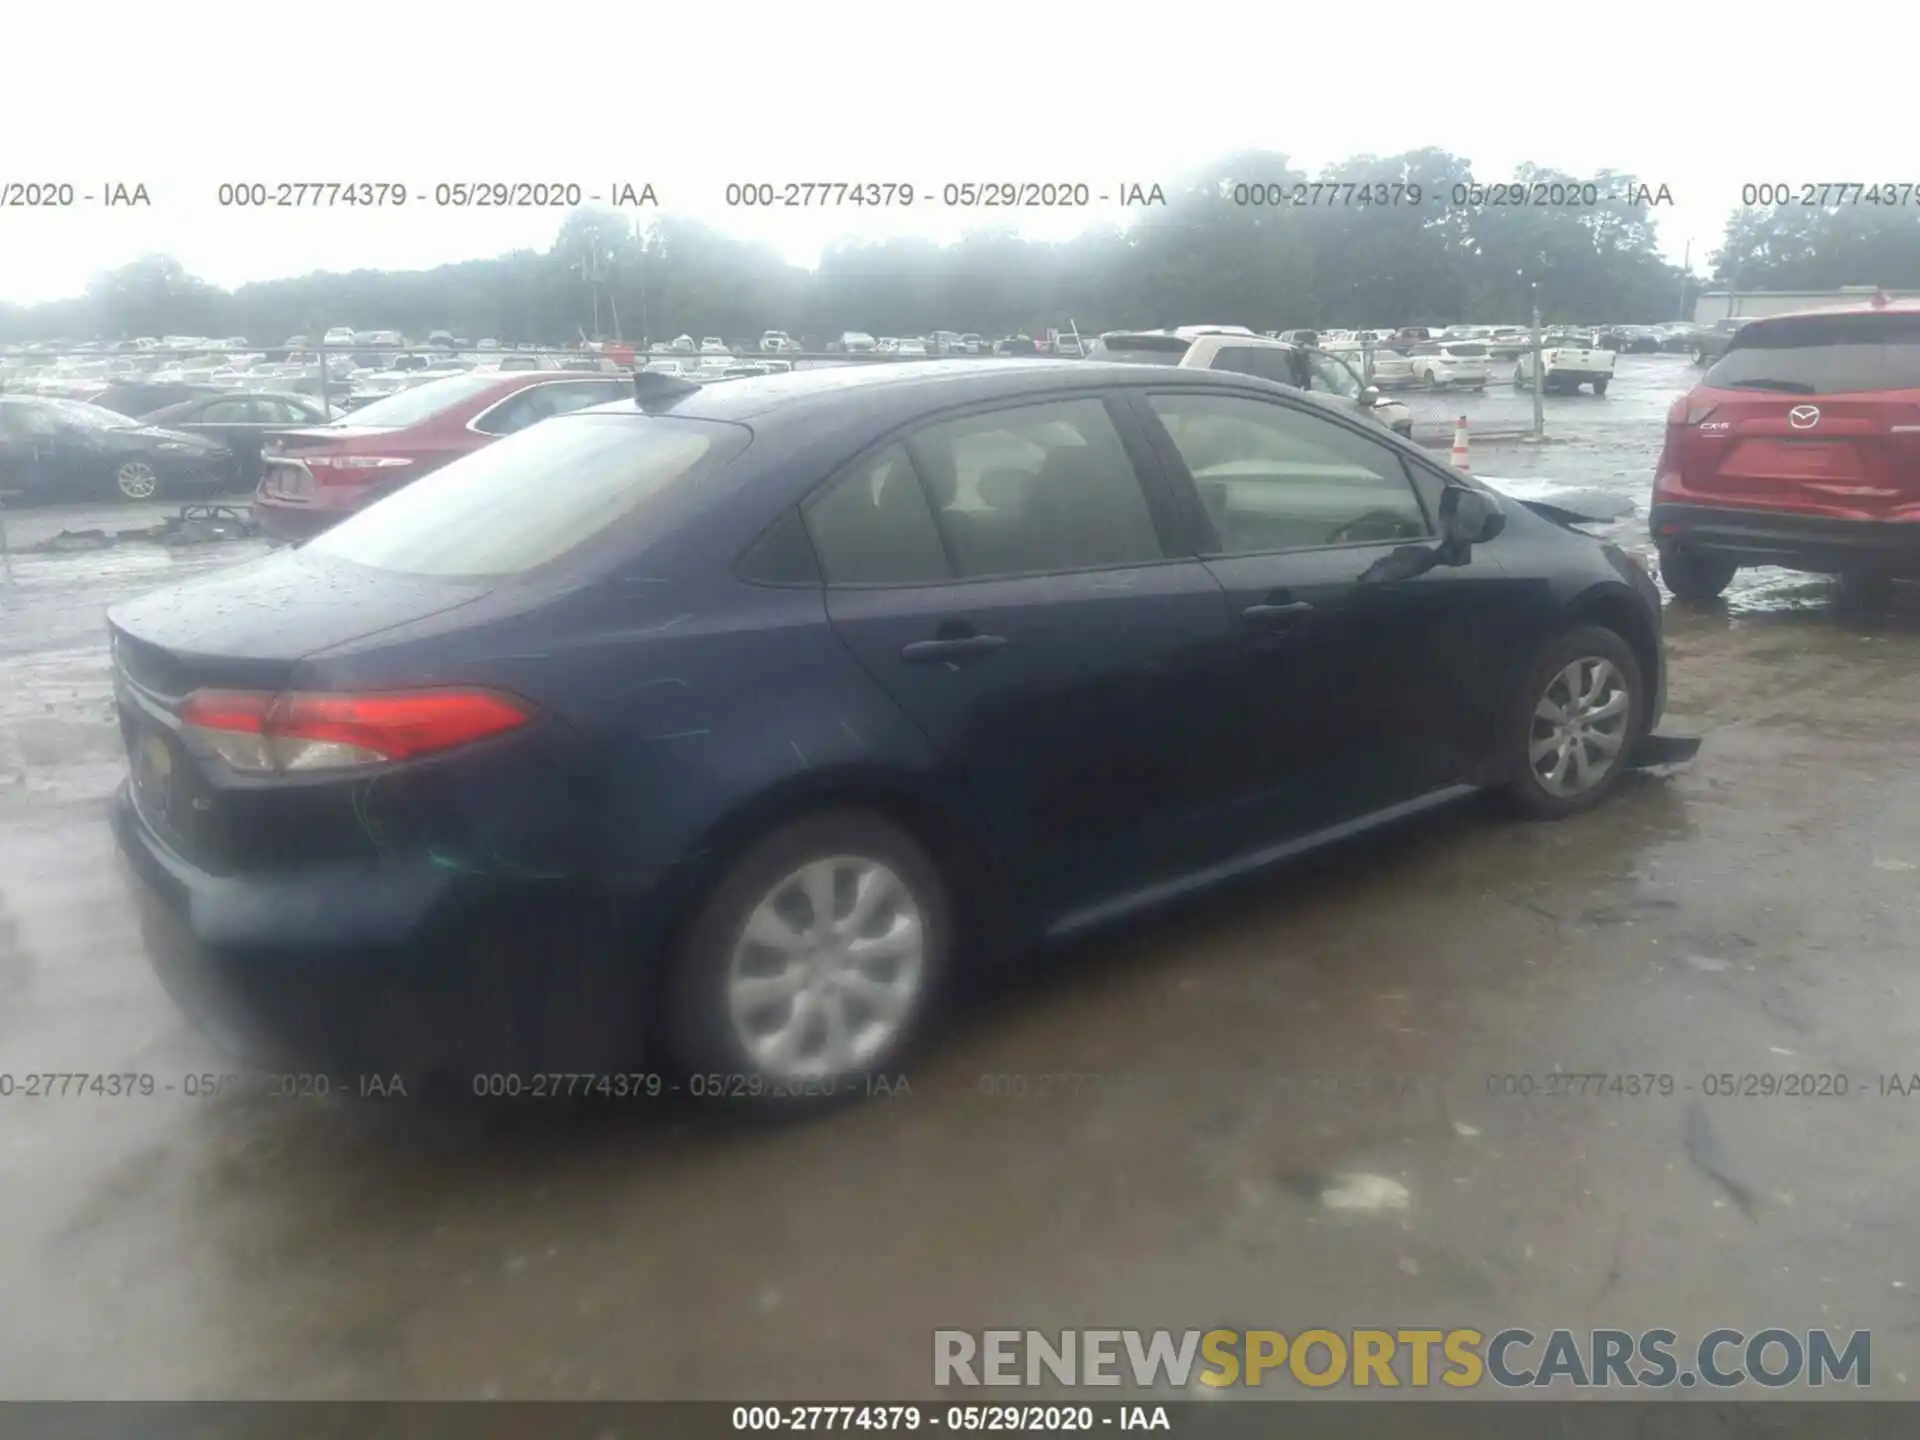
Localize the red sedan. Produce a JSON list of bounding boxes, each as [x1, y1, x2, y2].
[[253, 370, 633, 542]]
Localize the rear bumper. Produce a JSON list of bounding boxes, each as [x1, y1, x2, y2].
[[110, 785, 649, 1082], [1652, 501, 1920, 573], [251, 491, 359, 543]]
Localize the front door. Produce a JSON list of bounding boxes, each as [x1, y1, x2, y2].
[[1133, 388, 1509, 837], [807, 395, 1245, 916]]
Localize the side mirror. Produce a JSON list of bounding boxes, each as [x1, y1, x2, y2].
[[1438, 484, 1506, 558], [1359, 385, 1382, 408]]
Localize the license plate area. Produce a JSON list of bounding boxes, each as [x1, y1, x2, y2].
[[266, 462, 313, 499], [1731, 439, 1856, 479]]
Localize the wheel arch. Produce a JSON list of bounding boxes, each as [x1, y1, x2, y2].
[[637, 764, 1025, 1027], [1564, 584, 1661, 707]]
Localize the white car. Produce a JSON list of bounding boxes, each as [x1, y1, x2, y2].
[[894, 338, 929, 357], [322, 327, 357, 349], [839, 332, 877, 353], [1082, 329, 1413, 439], [1362, 349, 1415, 389], [1513, 333, 1616, 395], [760, 331, 796, 353], [700, 337, 730, 355], [1483, 327, 1535, 359], [1406, 341, 1490, 391]]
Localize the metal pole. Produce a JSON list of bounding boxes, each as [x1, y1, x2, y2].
[[1677, 239, 1692, 323], [1530, 294, 1545, 442]]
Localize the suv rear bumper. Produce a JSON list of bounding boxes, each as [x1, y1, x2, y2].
[[1652, 502, 1920, 574]]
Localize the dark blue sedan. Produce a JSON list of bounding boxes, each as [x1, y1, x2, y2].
[[108, 360, 1691, 1099]]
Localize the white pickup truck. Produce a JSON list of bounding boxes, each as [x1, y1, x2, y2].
[[1512, 332, 1616, 395]]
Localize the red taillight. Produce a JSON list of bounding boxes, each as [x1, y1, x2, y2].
[[307, 455, 414, 485], [1666, 396, 1719, 427], [180, 688, 530, 773]]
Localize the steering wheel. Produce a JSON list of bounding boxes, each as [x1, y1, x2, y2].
[[1326, 509, 1420, 546]]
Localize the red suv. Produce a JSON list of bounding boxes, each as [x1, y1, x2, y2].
[[1650, 296, 1920, 598], [253, 370, 633, 542]]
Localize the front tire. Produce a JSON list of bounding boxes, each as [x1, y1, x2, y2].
[[664, 810, 951, 1109], [1501, 626, 1647, 820], [1657, 543, 1736, 600]]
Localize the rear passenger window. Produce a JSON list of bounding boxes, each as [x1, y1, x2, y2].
[[905, 398, 1166, 578], [804, 444, 952, 586]]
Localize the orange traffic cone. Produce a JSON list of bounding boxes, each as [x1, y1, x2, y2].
[[1450, 415, 1470, 472]]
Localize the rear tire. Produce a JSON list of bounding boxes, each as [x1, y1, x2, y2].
[[1657, 543, 1736, 600], [663, 810, 952, 1112], [1590, 377, 1610, 396], [1499, 625, 1648, 820]]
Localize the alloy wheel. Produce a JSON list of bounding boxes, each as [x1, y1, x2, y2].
[[726, 855, 926, 1081], [1529, 657, 1632, 798], [116, 460, 159, 500]]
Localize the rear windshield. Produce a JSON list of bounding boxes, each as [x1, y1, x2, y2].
[[1087, 335, 1191, 364], [334, 372, 504, 426], [1704, 313, 1920, 394], [1441, 342, 1488, 357], [301, 414, 747, 578]]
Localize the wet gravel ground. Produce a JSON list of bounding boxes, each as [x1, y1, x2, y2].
[[6, 352, 1920, 1400]]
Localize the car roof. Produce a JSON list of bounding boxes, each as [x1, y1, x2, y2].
[[587, 357, 1311, 425], [1744, 297, 1920, 322]]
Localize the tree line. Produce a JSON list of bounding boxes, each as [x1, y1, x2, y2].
[[4, 149, 1917, 348]]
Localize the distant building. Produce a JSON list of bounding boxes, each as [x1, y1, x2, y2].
[[1693, 286, 1920, 322]]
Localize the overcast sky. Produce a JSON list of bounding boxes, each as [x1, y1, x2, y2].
[[0, 3, 1899, 308]]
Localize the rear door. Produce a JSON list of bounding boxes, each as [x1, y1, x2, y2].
[[809, 394, 1248, 916], [1682, 312, 1920, 519], [174, 396, 275, 482], [1132, 387, 1518, 835]]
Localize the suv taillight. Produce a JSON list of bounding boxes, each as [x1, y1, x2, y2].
[[180, 688, 530, 773], [1667, 396, 1720, 427]]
